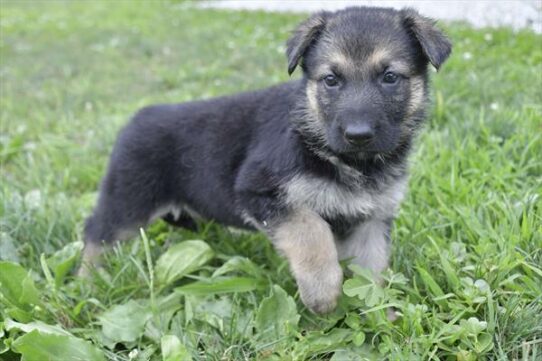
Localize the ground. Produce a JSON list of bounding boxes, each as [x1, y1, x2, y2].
[[0, 1, 541, 360]]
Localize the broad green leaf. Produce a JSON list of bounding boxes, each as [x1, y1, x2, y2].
[[155, 240, 214, 285], [343, 278, 385, 307], [4, 319, 72, 336], [343, 267, 386, 307], [365, 287, 386, 307], [293, 328, 352, 357], [343, 278, 372, 299], [255, 285, 299, 341], [12, 330, 105, 361], [0, 261, 40, 310], [46, 241, 83, 286], [145, 294, 183, 342], [174, 277, 264, 296], [98, 300, 152, 345], [330, 347, 372, 361], [212, 256, 264, 278], [348, 264, 375, 279], [191, 296, 251, 336], [4, 307, 33, 323], [161, 335, 191, 361], [194, 297, 233, 331]]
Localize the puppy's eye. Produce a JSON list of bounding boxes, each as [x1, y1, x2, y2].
[[382, 71, 399, 84], [323, 74, 339, 87]]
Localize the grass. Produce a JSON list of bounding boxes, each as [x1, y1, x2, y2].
[[0, 1, 541, 360]]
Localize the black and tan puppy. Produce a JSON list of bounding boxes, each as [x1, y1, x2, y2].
[[81, 7, 451, 313]]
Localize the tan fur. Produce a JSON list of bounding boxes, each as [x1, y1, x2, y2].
[[77, 241, 103, 277], [320, 48, 413, 78], [326, 51, 356, 74], [329, 51, 352, 68], [305, 80, 319, 114], [366, 48, 392, 68], [297, 80, 329, 147], [407, 75, 425, 116], [284, 174, 407, 220], [271, 208, 343, 314], [336, 219, 391, 275], [388, 60, 412, 74]]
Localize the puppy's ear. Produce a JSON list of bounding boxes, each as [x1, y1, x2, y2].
[[401, 8, 452, 71], [286, 11, 329, 75]]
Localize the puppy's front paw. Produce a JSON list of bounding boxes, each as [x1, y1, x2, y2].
[[297, 262, 343, 314]]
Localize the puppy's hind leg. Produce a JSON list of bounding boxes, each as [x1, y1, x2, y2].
[[270, 208, 343, 314], [78, 170, 169, 276]]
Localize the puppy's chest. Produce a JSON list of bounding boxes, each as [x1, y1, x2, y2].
[[283, 174, 407, 221]]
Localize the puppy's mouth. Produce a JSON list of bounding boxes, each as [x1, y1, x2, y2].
[[340, 148, 382, 159], [337, 149, 395, 168], [336, 141, 380, 156], [333, 141, 399, 160], [344, 138, 374, 150]]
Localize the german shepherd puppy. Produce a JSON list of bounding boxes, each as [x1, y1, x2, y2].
[[81, 7, 451, 314]]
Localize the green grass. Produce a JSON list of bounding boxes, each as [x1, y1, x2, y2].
[[1, 1, 541, 360]]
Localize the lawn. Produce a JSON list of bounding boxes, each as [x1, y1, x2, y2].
[[0, 1, 541, 360]]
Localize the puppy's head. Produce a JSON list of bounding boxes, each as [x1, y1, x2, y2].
[[287, 7, 451, 157]]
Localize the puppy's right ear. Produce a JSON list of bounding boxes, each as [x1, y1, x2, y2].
[[286, 11, 329, 75]]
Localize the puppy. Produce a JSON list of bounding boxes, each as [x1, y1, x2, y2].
[[81, 7, 451, 314]]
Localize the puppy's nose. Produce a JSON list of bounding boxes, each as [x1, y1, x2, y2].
[[344, 123, 375, 144]]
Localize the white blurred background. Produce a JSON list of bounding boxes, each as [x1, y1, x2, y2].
[[200, 0, 542, 33]]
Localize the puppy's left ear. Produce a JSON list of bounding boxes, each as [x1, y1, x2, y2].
[[286, 11, 330, 75], [401, 8, 452, 71]]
